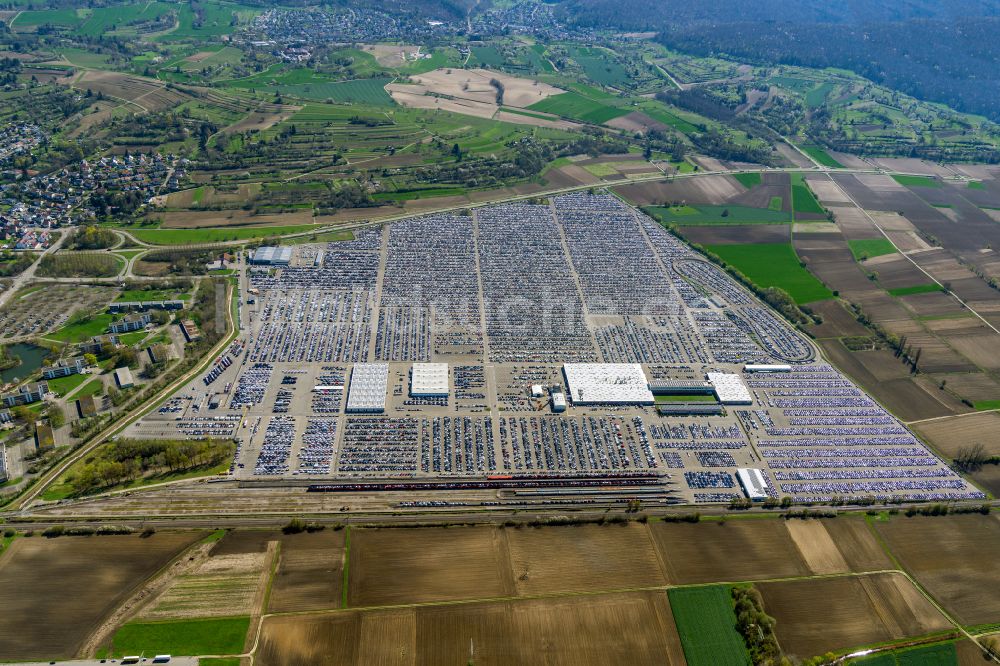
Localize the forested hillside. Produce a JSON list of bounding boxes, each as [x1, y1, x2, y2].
[[555, 0, 1000, 121]]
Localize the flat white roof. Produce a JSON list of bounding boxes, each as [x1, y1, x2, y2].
[[253, 245, 292, 264], [744, 364, 792, 373], [563, 363, 654, 405], [707, 372, 753, 404], [411, 363, 449, 396], [346, 363, 388, 412], [114, 366, 134, 386], [737, 468, 768, 500]]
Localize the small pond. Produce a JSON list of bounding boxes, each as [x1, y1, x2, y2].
[[0, 342, 48, 384]]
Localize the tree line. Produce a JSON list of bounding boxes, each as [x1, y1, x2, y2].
[[67, 437, 234, 495]]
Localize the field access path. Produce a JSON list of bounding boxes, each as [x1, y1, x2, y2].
[[821, 172, 1000, 341], [67, 515, 999, 665]]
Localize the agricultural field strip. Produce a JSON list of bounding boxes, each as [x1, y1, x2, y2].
[[908, 407, 1000, 426], [125, 166, 899, 249], [234, 566, 972, 662], [237, 516, 983, 658], [208, 521, 1000, 661], [819, 173, 1000, 341]]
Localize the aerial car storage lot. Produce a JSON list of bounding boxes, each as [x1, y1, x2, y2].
[[127, 193, 980, 505]]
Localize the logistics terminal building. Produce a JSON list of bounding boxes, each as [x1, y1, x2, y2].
[[345, 363, 389, 413], [563, 363, 654, 405], [410, 363, 449, 397]]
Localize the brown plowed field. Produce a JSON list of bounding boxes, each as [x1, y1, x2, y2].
[[0, 532, 204, 661], [614, 175, 741, 206], [925, 372, 1000, 403], [347, 526, 512, 606], [679, 224, 790, 245], [818, 339, 956, 420], [946, 329, 1000, 370], [648, 519, 810, 583], [785, 520, 849, 574], [268, 530, 347, 613], [820, 518, 894, 572], [605, 111, 670, 134], [915, 411, 1000, 459], [256, 590, 686, 666], [759, 573, 950, 661], [505, 522, 666, 595], [873, 514, 1000, 626], [806, 300, 870, 338]]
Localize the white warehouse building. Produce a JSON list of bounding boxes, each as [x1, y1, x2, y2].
[[563, 363, 654, 405], [251, 246, 292, 265], [737, 468, 769, 500], [707, 372, 753, 404], [410, 363, 449, 397], [346, 363, 389, 413]]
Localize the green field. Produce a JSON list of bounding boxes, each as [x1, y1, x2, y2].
[[854, 640, 958, 665], [223, 67, 393, 105], [805, 82, 834, 108], [800, 144, 844, 168], [395, 47, 463, 75], [668, 586, 750, 666], [117, 330, 150, 346], [47, 314, 114, 343], [78, 2, 174, 37], [967, 180, 986, 190], [74, 378, 104, 398], [526, 44, 555, 73], [646, 204, 791, 225], [732, 172, 761, 188], [974, 400, 1000, 411], [45, 373, 90, 397], [655, 394, 717, 403], [472, 45, 505, 67], [527, 91, 629, 124], [892, 174, 942, 188], [770, 75, 815, 93], [502, 106, 562, 121], [267, 78, 393, 105], [57, 47, 114, 68], [373, 186, 469, 202], [568, 46, 631, 88], [848, 238, 898, 260], [10, 8, 81, 29], [888, 283, 945, 297], [704, 242, 834, 303], [155, 1, 258, 40], [108, 617, 251, 657], [791, 173, 826, 215], [131, 224, 321, 245], [639, 101, 702, 134]]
